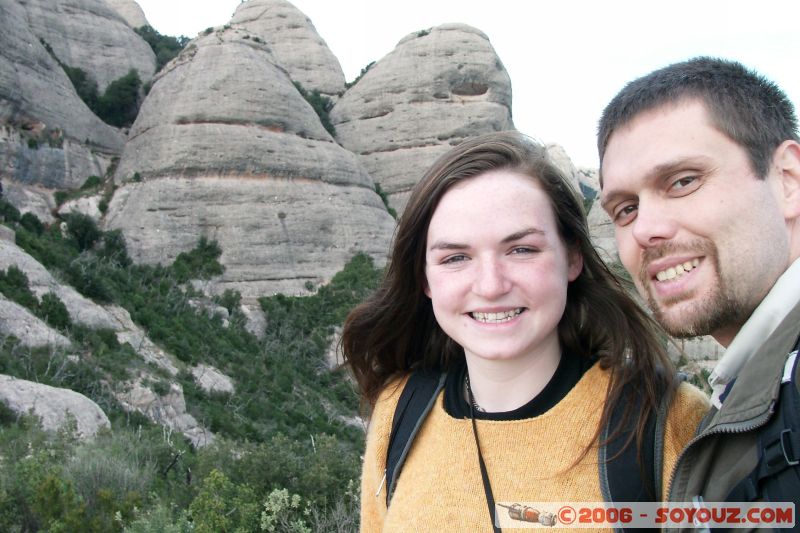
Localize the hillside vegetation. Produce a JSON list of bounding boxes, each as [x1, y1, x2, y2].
[[0, 199, 378, 532]]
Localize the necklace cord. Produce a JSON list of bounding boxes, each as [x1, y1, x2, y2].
[[467, 376, 502, 533]]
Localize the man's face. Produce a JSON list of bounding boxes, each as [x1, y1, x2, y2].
[[600, 99, 790, 346]]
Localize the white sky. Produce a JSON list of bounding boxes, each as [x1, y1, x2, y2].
[[135, 0, 800, 169]]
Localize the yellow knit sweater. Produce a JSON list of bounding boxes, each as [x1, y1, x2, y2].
[[360, 364, 710, 532]]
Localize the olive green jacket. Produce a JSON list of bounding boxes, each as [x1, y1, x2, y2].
[[666, 299, 800, 532]]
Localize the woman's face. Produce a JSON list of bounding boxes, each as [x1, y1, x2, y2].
[[424, 170, 582, 365]]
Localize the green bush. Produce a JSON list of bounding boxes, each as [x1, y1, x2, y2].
[[39, 292, 72, 331], [0, 265, 39, 310], [19, 212, 44, 235], [81, 175, 102, 190], [0, 198, 20, 223], [171, 237, 224, 283], [344, 61, 375, 89], [134, 25, 189, 71], [96, 69, 142, 128], [64, 213, 101, 252], [293, 82, 336, 137]]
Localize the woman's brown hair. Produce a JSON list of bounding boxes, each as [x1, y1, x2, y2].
[[342, 131, 675, 458]]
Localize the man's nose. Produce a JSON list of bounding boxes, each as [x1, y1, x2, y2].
[[631, 198, 678, 248], [473, 258, 511, 298]]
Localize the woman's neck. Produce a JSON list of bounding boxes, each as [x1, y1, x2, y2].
[[464, 342, 562, 413]]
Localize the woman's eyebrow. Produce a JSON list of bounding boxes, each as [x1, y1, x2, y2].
[[502, 227, 545, 243]]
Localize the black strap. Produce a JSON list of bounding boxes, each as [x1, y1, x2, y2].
[[468, 378, 502, 533], [385, 370, 447, 506], [725, 347, 800, 505]]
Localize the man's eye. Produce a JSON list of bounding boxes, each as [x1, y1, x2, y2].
[[613, 204, 637, 226], [670, 175, 698, 191]]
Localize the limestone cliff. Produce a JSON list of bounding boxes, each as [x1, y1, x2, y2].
[[331, 24, 514, 212], [107, 26, 396, 299], [106, 0, 149, 29], [231, 0, 345, 97], [0, 0, 124, 191], [20, 0, 156, 92]]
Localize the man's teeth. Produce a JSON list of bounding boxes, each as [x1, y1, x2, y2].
[[471, 309, 523, 323], [655, 258, 700, 282]]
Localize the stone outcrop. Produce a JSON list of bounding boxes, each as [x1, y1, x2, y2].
[[588, 201, 617, 265], [0, 0, 124, 190], [0, 295, 72, 348], [106, 0, 149, 29], [231, 0, 345, 97], [117, 376, 213, 447], [0, 374, 110, 438], [331, 24, 514, 212], [106, 26, 395, 298], [545, 144, 582, 193], [190, 363, 235, 394], [20, 0, 156, 92]]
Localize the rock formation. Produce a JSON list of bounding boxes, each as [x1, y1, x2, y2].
[[106, 0, 150, 29], [0, 0, 124, 191], [588, 201, 617, 265], [230, 0, 345, 97], [20, 0, 156, 92], [106, 26, 396, 299], [0, 375, 110, 438], [331, 24, 514, 211], [0, 295, 72, 348]]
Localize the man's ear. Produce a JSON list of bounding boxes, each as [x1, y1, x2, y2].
[[775, 140, 800, 220]]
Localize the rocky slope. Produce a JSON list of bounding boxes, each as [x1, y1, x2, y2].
[[20, 0, 156, 93], [0, 0, 125, 194], [230, 0, 346, 97], [106, 0, 150, 29], [331, 24, 514, 212], [106, 25, 395, 299]]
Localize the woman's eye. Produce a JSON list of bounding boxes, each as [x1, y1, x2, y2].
[[442, 254, 467, 264], [510, 247, 536, 255]]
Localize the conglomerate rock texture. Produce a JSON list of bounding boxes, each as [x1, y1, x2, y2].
[[230, 0, 346, 97], [107, 26, 395, 298], [19, 0, 156, 92], [331, 24, 514, 212], [0, 0, 124, 190], [105, 0, 150, 29]]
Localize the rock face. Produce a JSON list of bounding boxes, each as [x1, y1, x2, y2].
[[545, 144, 582, 194], [107, 26, 396, 298], [0, 295, 72, 348], [0, 0, 124, 190], [588, 201, 617, 265], [331, 24, 514, 212], [231, 0, 345, 97], [20, 0, 156, 92], [0, 375, 110, 438], [106, 0, 149, 29]]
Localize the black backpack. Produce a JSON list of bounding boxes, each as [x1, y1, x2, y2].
[[724, 345, 800, 508], [384, 369, 670, 526]]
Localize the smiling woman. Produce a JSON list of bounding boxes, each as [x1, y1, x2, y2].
[[342, 131, 710, 532]]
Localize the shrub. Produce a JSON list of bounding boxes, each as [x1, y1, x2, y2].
[[96, 70, 142, 128], [374, 182, 397, 219], [344, 61, 375, 89], [134, 26, 188, 71], [0, 198, 20, 223], [39, 292, 72, 331], [0, 265, 38, 310], [171, 237, 224, 283], [81, 175, 102, 190], [19, 212, 44, 235], [293, 82, 335, 136], [64, 213, 101, 251]]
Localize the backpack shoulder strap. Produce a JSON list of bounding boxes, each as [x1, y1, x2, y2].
[[725, 346, 800, 505], [599, 375, 675, 514], [385, 370, 447, 506]]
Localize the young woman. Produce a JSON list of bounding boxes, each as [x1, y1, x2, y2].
[[343, 132, 708, 531]]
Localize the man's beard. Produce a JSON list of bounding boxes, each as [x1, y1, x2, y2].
[[638, 239, 751, 339]]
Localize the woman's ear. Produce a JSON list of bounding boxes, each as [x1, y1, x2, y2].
[[568, 247, 583, 282], [423, 279, 431, 298]]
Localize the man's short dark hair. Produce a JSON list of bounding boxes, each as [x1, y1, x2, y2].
[[598, 56, 799, 179]]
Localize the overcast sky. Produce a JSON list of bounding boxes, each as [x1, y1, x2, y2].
[[135, 0, 800, 169]]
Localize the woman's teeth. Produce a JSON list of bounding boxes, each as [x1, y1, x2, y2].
[[471, 308, 523, 323], [655, 258, 700, 282]]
